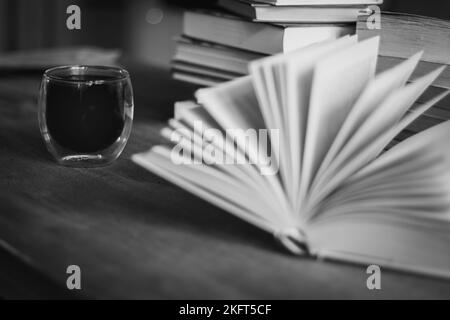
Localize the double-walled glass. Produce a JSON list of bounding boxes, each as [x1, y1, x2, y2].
[[38, 66, 133, 167]]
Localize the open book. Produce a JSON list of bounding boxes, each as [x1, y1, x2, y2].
[[133, 36, 450, 279]]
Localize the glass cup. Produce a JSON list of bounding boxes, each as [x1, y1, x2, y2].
[[38, 65, 134, 167]]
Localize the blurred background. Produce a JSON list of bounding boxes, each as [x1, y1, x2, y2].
[[0, 0, 449, 69]]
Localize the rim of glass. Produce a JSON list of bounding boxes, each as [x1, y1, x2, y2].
[[44, 65, 130, 83]]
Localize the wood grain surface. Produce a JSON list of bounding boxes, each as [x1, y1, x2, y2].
[[1, 64, 450, 299]]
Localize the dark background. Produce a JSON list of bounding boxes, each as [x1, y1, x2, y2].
[[0, 0, 449, 68]]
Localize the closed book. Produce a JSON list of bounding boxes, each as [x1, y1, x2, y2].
[[218, 0, 370, 23], [172, 61, 240, 82], [172, 71, 227, 87], [251, 0, 382, 5], [357, 12, 450, 65], [183, 10, 354, 54], [173, 37, 263, 75]]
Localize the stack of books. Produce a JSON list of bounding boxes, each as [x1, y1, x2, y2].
[[171, 0, 381, 86], [171, 3, 450, 147]]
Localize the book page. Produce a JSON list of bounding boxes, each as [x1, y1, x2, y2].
[[164, 118, 281, 214], [132, 146, 297, 232], [307, 214, 450, 280], [284, 35, 357, 211], [132, 148, 276, 233], [327, 152, 444, 214], [195, 85, 293, 218], [308, 122, 450, 278], [250, 54, 292, 202], [312, 52, 423, 191], [196, 76, 273, 173], [300, 37, 379, 206], [160, 132, 286, 222], [317, 119, 450, 223], [249, 36, 357, 210], [307, 68, 447, 212]]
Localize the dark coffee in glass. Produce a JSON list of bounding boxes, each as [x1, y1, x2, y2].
[[39, 66, 133, 167]]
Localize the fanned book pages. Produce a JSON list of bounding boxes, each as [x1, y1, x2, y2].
[[133, 36, 450, 279]]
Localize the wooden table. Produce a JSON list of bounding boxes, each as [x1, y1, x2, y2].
[[1, 64, 450, 299]]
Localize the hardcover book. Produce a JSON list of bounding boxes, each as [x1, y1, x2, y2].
[[183, 10, 354, 54], [218, 0, 371, 23], [251, 0, 382, 5], [357, 12, 450, 65]]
